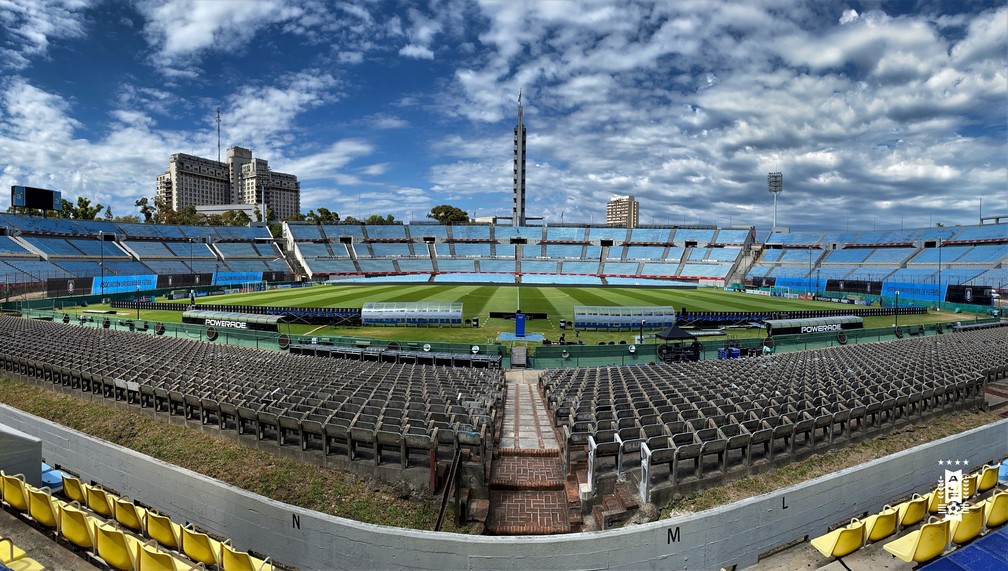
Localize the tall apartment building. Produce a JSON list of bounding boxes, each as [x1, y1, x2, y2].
[[156, 146, 300, 221], [606, 195, 639, 228]]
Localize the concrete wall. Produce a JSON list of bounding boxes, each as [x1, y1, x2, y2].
[[0, 404, 1004, 570], [0, 422, 42, 487]]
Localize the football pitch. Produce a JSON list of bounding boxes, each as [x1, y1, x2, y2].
[[91, 283, 954, 345]]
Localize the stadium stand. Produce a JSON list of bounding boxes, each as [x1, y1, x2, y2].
[[541, 326, 1007, 501], [0, 315, 502, 481]]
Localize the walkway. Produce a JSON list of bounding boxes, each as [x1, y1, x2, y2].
[[486, 370, 573, 535]]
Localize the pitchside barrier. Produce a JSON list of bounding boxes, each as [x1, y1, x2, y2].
[[20, 308, 509, 364], [111, 300, 362, 326]]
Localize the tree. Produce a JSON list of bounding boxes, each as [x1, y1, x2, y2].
[[176, 205, 204, 226], [365, 214, 397, 225], [221, 209, 251, 226], [341, 216, 361, 225], [104, 207, 114, 221], [113, 214, 142, 224], [316, 207, 339, 225], [135, 197, 155, 223], [428, 204, 469, 225], [72, 196, 104, 220]]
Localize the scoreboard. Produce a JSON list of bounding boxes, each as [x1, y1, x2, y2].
[[11, 186, 62, 211]]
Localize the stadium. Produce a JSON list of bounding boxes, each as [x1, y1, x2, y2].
[[0, 207, 1006, 570]]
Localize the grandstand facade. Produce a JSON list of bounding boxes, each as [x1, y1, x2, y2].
[[0, 213, 292, 296], [285, 222, 754, 287]]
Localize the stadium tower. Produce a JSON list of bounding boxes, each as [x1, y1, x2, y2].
[[512, 92, 526, 226]]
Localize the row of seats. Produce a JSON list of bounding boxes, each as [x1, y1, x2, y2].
[[2, 469, 273, 570], [541, 328, 1007, 494], [0, 315, 502, 474], [0, 536, 43, 571], [809, 462, 1007, 563]]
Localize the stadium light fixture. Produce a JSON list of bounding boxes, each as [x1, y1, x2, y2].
[[895, 291, 900, 330], [937, 239, 942, 311], [767, 171, 783, 229], [98, 231, 104, 298]]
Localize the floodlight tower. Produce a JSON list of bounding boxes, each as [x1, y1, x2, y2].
[[767, 171, 783, 229]]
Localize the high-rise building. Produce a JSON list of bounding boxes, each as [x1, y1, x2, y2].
[[606, 195, 639, 228], [512, 93, 526, 226], [156, 146, 300, 221]]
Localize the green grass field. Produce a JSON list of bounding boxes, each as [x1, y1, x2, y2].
[[80, 284, 964, 345]]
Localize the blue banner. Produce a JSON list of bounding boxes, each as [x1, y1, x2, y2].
[[774, 277, 827, 291], [213, 271, 263, 285], [90, 274, 157, 295], [881, 281, 948, 302]]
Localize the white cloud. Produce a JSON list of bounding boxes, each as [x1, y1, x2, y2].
[[0, 0, 94, 69], [399, 44, 435, 59]]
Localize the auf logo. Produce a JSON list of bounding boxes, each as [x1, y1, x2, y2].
[[937, 460, 972, 521]]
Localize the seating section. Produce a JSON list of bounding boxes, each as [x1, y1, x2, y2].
[[0, 315, 503, 478], [749, 223, 1007, 291], [541, 327, 1007, 499], [1, 468, 275, 570], [0, 214, 290, 285], [290, 223, 750, 283], [806, 461, 1008, 566]]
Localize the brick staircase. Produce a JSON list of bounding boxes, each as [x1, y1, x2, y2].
[[985, 375, 1008, 418], [485, 370, 575, 535]]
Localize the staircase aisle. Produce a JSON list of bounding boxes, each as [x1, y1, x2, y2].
[[486, 370, 576, 535]]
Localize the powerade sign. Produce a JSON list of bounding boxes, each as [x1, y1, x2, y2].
[[204, 319, 248, 329], [881, 282, 947, 303], [800, 324, 843, 333], [91, 275, 157, 295], [214, 271, 263, 286]]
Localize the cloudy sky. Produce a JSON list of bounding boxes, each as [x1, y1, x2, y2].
[[0, 0, 1005, 233]]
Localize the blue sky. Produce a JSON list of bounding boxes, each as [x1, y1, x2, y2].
[[0, 0, 1005, 233]]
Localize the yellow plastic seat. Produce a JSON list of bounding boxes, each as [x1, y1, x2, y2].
[[863, 505, 899, 543], [145, 511, 181, 550], [221, 542, 274, 571], [135, 541, 199, 571], [1, 473, 29, 513], [883, 517, 949, 563], [86, 484, 116, 518], [61, 473, 86, 504], [810, 518, 865, 558], [949, 504, 984, 545], [895, 493, 928, 528], [925, 488, 945, 514], [27, 486, 59, 532], [59, 502, 95, 550], [982, 489, 1007, 528], [0, 537, 27, 564], [976, 464, 999, 493], [962, 473, 978, 499], [180, 526, 228, 567], [94, 522, 139, 570], [0, 538, 45, 571], [6, 557, 46, 571], [115, 497, 148, 534]]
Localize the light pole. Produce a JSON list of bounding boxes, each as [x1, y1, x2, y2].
[[189, 238, 193, 284], [136, 285, 140, 320], [937, 239, 942, 311], [99, 231, 105, 298], [808, 248, 813, 295], [640, 319, 645, 345], [894, 290, 900, 331]]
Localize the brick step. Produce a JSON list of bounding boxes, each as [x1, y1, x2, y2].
[[986, 386, 1008, 399], [489, 479, 564, 491], [485, 489, 570, 536], [497, 447, 561, 457]]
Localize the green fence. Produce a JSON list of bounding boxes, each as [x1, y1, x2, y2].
[[21, 307, 509, 363]]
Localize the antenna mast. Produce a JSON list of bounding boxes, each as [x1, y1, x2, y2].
[[216, 108, 221, 163]]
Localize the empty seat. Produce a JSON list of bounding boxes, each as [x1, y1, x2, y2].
[[94, 521, 139, 570], [981, 489, 1007, 528], [61, 473, 86, 504], [58, 502, 95, 550], [26, 487, 59, 535], [180, 525, 228, 567], [145, 511, 182, 550], [1, 472, 29, 513], [894, 493, 928, 529], [220, 542, 275, 571], [882, 517, 949, 563], [948, 503, 984, 545], [862, 505, 898, 543], [0, 537, 45, 571], [809, 517, 865, 558]]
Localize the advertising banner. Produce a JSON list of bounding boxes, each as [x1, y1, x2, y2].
[[90, 275, 157, 295]]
